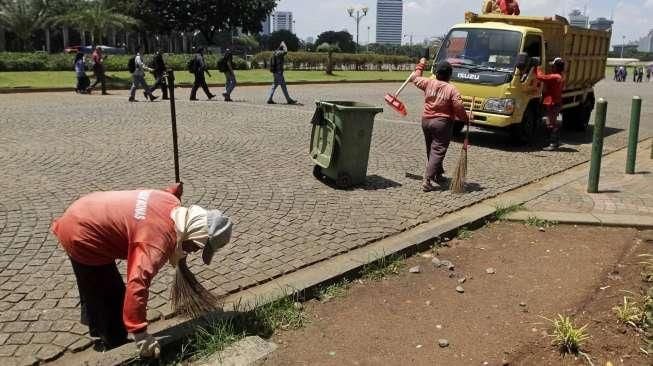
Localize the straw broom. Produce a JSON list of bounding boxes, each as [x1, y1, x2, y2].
[[450, 97, 474, 194]]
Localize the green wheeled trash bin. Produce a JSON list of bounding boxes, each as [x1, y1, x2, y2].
[[310, 101, 383, 188]]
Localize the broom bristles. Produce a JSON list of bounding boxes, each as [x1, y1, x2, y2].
[[170, 257, 222, 319], [449, 146, 468, 194]]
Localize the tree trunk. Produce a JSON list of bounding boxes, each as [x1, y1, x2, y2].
[[81, 30, 86, 46], [182, 34, 188, 53], [45, 28, 51, 53], [0, 27, 5, 52], [326, 52, 333, 75], [111, 29, 117, 46], [62, 27, 69, 49]]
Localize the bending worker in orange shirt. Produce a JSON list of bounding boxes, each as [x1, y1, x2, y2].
[[536, 58, 566, 151], [411, 59, 470, 192], [51, 183, 232, 358]]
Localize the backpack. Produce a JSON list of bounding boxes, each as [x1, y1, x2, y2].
[[217, 57, 228, 73], [187, 57, 197, 73], [127, 56, 136, 73]]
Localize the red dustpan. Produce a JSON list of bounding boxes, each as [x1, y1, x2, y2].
[[384, 72, 414, 116]]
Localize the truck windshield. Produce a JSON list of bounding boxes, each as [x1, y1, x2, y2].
[[436, 28, 522, 73]]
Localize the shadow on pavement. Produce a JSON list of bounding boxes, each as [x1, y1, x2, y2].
[[361, 175, 403, 190]]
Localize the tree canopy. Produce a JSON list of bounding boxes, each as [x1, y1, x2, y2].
[[268, 30, 299, 51], [136, 0, 277, 44], [316, 31, 356, 53], [0, 0, 48, 50]]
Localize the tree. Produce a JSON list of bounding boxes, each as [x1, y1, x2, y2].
[[137, 0, 277, 45], [316, 43, 340, 75], [316, 31, 356, 53], [0, 0, 47, 50], [51, 1, 138, 45], [268, 30, 299, 51]]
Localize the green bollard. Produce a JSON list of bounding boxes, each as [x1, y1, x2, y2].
[[588, 98, 607, 193], [626, 96, 642, 174]]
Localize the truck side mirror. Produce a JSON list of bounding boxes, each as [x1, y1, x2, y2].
[[515, 52, 529, 72]]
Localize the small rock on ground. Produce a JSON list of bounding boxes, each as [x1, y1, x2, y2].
[[455, 286, 465, 293], [409, 266, 421, 273], [438, 339, 449, 348], [457, 277, 467, 284], [486, 268, 496, 274], [431, 257, 441, 267]]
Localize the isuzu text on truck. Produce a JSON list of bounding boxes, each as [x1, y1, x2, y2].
[[434, 12, 611, 143]]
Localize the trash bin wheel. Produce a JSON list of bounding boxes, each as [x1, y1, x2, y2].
[[335, 173, 352, 189], [313, 165, 323, 180]]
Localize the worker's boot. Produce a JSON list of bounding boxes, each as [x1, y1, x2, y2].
[[543, 130, 560, 151]]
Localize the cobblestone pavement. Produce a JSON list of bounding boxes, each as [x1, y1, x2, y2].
[[0, 79, 651, 364], [526, 144, 653, 216]]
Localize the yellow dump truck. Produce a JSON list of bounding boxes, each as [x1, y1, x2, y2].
[[433, 12, 611, 142]]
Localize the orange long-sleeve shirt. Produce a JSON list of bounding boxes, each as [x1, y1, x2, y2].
[[51, 185, 182, 333], [411, 63, 469, 122], [536, 67, 565, 106]]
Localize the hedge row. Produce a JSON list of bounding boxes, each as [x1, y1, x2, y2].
[[252, 51, 414, 71], [0, 52, 249, 72]]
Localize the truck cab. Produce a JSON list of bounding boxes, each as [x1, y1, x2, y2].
[[434, 13, 610, 143]]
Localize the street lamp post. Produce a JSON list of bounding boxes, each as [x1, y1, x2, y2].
[[347, 6, 368, 53], [620, 35, 625, 59]]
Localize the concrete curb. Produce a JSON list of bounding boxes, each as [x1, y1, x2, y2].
[[505, 210, 653, 228], [51, 139, 652, 366], [0, 79, 405, 94]]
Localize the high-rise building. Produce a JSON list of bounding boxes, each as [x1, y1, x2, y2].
[[261, 16, 271, 35], [272, 11, 294, 33], [568, 9, 588, 28], [376, 0, 403, 45], [589, 17, 614, 31], [638, 30, 653, 52]]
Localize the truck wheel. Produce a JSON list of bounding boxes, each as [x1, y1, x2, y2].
[[453, 122, 465, 136], [510, 106, 540, 145], [313, 165, 323, 180], [563, 95, 594, 131], [335, 173, 352, 189]]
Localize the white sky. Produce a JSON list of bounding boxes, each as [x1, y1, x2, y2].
[[275, 0, 652, 46]]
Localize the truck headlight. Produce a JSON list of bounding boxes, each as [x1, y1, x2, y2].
[[484, 98, 515, 115]]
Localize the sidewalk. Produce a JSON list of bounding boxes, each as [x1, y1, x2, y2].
[[507, 141, 653, 227]]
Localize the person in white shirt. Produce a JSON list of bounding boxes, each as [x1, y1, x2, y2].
[[129, 46, 158, 102]]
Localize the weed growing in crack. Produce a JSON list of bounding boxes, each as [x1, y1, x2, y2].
[[613, 295, 645, 329], [361, 253, 405, 281], [544, 314, 590, 356], [493, 203, 523, 220], [457, 227, 473, 240], [318, 279, 350, 301], [525, 217, 558, 228]]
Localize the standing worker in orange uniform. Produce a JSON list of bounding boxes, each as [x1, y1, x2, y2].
[[51, 183, 233, 358], [411, 58, 470, 192], [536, 57, 566, 151], [498, 0, 520, 15]]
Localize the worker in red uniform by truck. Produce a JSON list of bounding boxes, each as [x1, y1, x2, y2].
[[51, 183, 233, 358], [499, 0, 520, 15], [536, 57, 566, 151]]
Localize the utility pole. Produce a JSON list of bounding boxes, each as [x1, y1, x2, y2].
[[621, 35, 626, 58], [348, 6, 368, 53]]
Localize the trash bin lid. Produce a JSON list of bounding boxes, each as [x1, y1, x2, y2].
[[317, 101, 384, 113]]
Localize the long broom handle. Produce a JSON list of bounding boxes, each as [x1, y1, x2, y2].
[[464, 97, 475, 149], [394, 71, 415, 97]]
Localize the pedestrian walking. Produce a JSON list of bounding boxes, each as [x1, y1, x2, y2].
[[536, 57, 565, 151], [128, 46, 158, 102], [411, 58, 470, 192], [218, 49, 236, 102], [74, 51, 91, 94], [189, 47, 216, 101], [647, 67, 651, 82], [91, 46, 108, 95], [613, 66, 618, 81], [149, 50, 169, 100], [267, 41, 297, 105], [637, 67, 644, 83], [51, 183, 233, 357]]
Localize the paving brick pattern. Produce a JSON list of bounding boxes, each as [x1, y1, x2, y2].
[[526, 145, 653, 216], [0, 80, 651, 364]]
